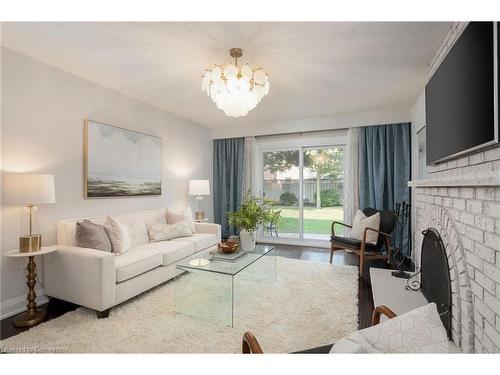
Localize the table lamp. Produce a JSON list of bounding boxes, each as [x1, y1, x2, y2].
[[189, 179, 210, 220], [2, 174, 56, 252]]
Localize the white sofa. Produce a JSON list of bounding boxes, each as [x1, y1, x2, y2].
[[43, 209, 221, 317]]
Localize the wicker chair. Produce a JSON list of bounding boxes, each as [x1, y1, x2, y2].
[[330, 207, 396, 277]]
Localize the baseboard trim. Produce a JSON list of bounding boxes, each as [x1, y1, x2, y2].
[[1, 289, 48, 320]]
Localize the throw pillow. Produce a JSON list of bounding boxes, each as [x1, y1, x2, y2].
[[75, 220, 112, 252], [350, 209, 380, 244], [103, 215, 131, 254], [330, 303, 450, 353], [166, 207, 196, 233], [147, 221, 193, 242]]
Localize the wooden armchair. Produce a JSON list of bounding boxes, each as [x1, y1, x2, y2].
[[330, 207, 396, 277], [242, 331, 263, 354], [241, 305, 397, 353]]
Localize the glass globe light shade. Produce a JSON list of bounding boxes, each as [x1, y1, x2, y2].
[[238, 79, 250, 91], [202, 72, 210, 92], [264, 79, 270, 95], [224, 64, 238, 79], [241, 64, 252, 80], [253, 69, 266, 85], [210, 85, 219, 102], [254, 85, 266, 101], [226, 78, 238, 92], [216, 80, 227, 93], [211, 66, 222, 81]]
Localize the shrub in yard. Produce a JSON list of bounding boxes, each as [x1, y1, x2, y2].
[[317, 189, 342, 207], [279, 191, 298, 206], [264, 198, 279, 206]]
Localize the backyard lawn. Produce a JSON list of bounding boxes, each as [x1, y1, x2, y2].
[[272, 206, 344, 236]]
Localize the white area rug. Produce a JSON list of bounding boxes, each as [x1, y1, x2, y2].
[[1, 257, 358, 353]]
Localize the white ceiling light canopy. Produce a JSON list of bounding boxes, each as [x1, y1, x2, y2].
[[202, 48, 269, 118]]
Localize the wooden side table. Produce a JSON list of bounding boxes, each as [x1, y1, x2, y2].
[[4, 246, 57, 328]]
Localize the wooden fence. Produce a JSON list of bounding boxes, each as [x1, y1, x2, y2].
[[263, 179, 343, 204]]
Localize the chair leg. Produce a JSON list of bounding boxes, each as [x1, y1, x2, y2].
[[359, 242, 366, 278], [329, 243, 335, 264], [359, 253, 364, 278]]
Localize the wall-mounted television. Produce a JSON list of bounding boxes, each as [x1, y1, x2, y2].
[[425, 22, 499, 165]]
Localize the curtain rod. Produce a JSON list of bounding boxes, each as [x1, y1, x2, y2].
[[254, 127, 349, 140]]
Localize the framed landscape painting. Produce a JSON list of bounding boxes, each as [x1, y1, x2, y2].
[[84, 120, 162, 198]]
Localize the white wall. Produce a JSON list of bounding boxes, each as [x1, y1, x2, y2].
[[0, 47, 213, 317], [210, 106, 411, 139]]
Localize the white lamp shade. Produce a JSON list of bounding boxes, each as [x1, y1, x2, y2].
[[189, 179, 210, 196], [2, 174, 56, 205]]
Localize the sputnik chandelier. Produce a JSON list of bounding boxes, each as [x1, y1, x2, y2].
[[201, 48, 270, 117]]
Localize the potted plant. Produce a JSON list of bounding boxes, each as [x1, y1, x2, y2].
[[227, 193, 281, 251]]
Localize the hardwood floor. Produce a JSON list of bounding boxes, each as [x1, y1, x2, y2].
[[1, 244, 391, 341]]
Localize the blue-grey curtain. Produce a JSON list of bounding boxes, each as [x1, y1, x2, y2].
[[213, 137, 245, 239], [359, 123, 411, 256]]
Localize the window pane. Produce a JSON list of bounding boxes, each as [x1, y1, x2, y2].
[[302, 147, 344, 240], [262, 150, 300, 239]]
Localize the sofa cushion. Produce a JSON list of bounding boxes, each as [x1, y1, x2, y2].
[[57, 209, 167, 247], [130, 241, 195, 266], [115, 248, 163, 283], [146, 221, 193, 242], [104, 215, 132, 254], [170, 233, 217, 251], [166, 207, 196, 233], [75, 220, 112, 252]]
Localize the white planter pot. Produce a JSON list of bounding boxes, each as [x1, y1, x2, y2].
[[239, 229, 256, 251]]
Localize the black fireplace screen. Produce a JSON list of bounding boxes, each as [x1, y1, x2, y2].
[[420, 228, 452, 338]]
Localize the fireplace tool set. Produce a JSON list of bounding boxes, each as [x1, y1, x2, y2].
[[391, 201, 412, 279]]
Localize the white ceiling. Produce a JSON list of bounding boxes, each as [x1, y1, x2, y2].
[[1, 22, 451, 128]]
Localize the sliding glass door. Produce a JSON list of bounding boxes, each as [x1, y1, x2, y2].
[[260, 145, 344, 242], [262, 150, 300, 238], [302, 147, 344, 240]]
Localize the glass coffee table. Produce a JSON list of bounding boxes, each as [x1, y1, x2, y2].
[[174, 245, 276, 327]]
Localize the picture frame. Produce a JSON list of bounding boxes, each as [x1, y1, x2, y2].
[[84, 119, 162, 198]]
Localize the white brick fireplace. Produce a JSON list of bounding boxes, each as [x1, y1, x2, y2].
[[410, 146, 500, 353]]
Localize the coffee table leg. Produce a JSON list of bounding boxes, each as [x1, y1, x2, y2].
[[14, 256, 46, 328], [231, 276, 234, 328]]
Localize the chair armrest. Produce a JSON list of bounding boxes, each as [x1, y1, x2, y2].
[[194, 222, 221, 242], [43, 245, 115, 311], [371, 305, 397, 326], [331, 221, 352, 236], [242, 331, 263, 354]]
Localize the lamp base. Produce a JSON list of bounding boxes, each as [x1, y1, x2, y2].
[[19, 234, 42, 253], [195, 211, 205, 221], [14, 309, 47, 328]]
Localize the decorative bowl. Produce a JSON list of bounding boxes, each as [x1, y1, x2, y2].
[[218, 241, 239, 254]]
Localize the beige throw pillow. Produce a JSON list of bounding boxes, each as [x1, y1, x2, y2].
[[166, 207, 196, 233], [350, 209, 380, 244], [103, 215, 131, 254], [147, 221, 193, 242]]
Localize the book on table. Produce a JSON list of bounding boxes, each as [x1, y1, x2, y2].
[[212, 249, 248, 262]]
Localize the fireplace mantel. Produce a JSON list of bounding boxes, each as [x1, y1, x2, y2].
[[408, 171, 500, 188]]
